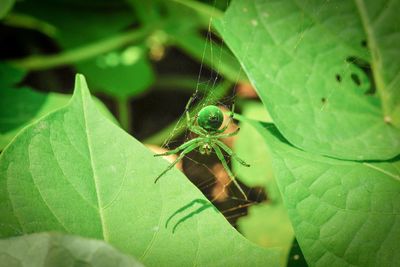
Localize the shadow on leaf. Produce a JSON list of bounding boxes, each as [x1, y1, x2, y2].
[[166, 199, 218, 233]]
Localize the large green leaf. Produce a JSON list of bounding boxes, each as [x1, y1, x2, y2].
[[355, 0, 400, 126], [0, 74, 280, 266], [0, 232, 143, 267], [215, 0, 400, 160], [246, 119, 400, 267]]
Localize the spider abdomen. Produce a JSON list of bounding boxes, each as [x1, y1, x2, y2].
[[197, 105, 224, 131]]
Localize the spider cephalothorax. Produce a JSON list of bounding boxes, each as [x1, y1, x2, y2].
[[154, 97, 250, 200]]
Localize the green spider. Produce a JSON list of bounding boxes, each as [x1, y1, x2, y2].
[[154, 97, 250, 200]]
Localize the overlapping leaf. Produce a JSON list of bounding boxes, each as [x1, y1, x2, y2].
[[247, 120, 400, 266], [216, 0, 400, 160], [0, 232, 143, 267], [0, 75, 279, 267]]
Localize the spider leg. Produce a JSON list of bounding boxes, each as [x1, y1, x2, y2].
[[215, 117, 232, 134], [185, 96, 208, 136], [214, 127, 240, 138], [188, 125, 206, 136], [215, 123, 229, 134], [154, 143, 200, 183], [154, 137, 202, 157], [210, 143, 248, 200], [185, 95, 197, 128], [214, 140, 250, 167], [215, 104, 235, 134]]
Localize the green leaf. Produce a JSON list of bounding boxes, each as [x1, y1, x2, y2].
[[355, 0, 400, 126], [215, 0, 400, 160], [77, 46, 154, 99], [246, 119, 400, 267], [0, 232, 143, 267], [0, 63, 26, 87], [0, 74, 280, 266], [0, 0, 15, 19], [0, 87, 116, 150]]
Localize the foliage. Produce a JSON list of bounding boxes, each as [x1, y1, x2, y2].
[[215, 0, 400, 160], [0, 75, 280, 266], [0, 232, 143, 267], [1, 0, 399, 266], [217, 0, 400, 266], [245, 120, 400, 266], [0, 64, 116, 150], [0, 0, 15, 19]]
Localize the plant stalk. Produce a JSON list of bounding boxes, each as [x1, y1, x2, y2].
[[10, 25, 156, 71], [117, 96, 132, 133]]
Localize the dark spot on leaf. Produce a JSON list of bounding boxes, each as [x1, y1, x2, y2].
[[361, 40, 367, 47], [321, 97, 326, 103], [351, 73, 361, 86], [346, 56, 369, 68], [346, 56, 376, 94], [335, 74, 342, 82]]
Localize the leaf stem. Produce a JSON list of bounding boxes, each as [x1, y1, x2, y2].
[[116, 96, 132, 133], [154, 75, 210, 93], [9, 25, 156, 71], [3, 13, 58, 37]]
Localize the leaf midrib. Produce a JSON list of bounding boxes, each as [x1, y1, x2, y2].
[[354, 0, 387, 116], [80, 90, 108, 241]]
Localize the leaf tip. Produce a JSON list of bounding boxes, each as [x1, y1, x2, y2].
[[74, 73, 90, 95], [71, 73, 95, 104]]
